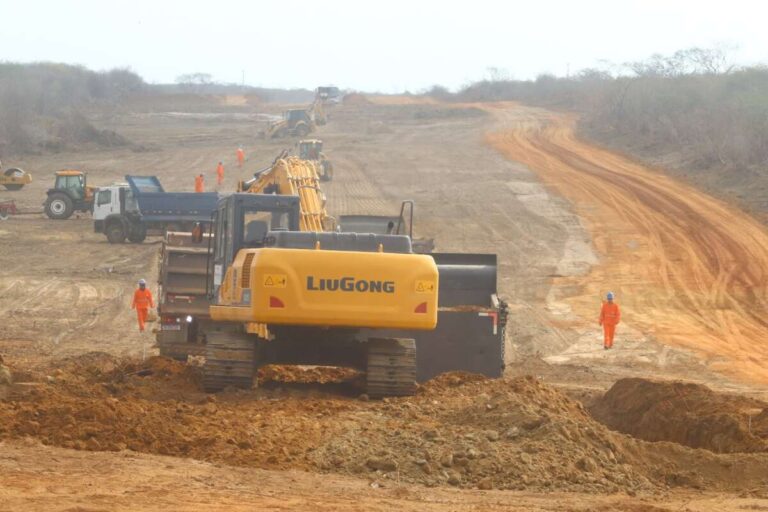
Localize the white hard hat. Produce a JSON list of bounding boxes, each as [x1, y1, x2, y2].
[[138, 278, 147, 286]]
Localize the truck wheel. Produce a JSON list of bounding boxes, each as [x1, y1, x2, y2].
[[128, 225, 147, 243], [44, 193, 74, 220], [106, 223, 126, 244]]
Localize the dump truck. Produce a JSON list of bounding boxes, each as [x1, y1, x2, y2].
[[93, 175, 218, 243], [316, 86, 342, 104], [44, 170, 96, 219], [297, 139, 333, 181], [0, 165, 32, 191], [157, 156, 506, 395]]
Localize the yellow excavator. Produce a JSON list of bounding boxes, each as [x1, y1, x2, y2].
[[156, 154, 506, 396]]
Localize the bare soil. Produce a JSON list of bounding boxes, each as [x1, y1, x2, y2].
[[2, 95, 768, 509]]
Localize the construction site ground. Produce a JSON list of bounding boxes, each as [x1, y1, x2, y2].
[[1, 96, 767, 510]]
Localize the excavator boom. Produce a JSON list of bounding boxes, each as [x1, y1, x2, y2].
[[239, 156, 332, 232]]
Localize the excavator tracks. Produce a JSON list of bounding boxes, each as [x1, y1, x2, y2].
[[203, 332, 257, 392], [366, 338, 417, 397]]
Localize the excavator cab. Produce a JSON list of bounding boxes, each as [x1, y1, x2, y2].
[[285, 109, 310, 124], [209, 194, 302, 297]]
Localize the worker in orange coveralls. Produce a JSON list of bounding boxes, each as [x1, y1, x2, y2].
[[216, 161, 225, 186], [236, 146, 245, 167], [131, 279, 154, 332], [194, 173, 204, 193], [599, 291, 621, 349]]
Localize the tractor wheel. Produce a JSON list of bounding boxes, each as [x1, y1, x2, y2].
[[106, 223, 127, 244], [128, 225, 147, 243], [295, 124, 310, 137], [44, 193, 74, 220]]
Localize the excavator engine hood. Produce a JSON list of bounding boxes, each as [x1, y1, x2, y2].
[[212, 246, 439, 330]]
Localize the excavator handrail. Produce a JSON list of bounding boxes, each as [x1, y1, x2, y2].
[[396, 200, 414, 239], [205, 209, 217, 299]]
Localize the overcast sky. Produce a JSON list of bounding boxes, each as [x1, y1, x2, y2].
[[1, 0, 765, 91]]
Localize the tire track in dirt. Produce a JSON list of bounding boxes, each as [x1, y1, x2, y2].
[[485, 104, 768, 384]]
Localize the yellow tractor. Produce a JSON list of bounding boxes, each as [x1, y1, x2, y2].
[[44, 170, 97, 219]]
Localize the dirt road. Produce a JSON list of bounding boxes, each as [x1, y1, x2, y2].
[[4, 440, 768, 512], [486, 104, 768, 385]]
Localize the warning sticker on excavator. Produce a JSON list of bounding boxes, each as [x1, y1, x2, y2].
[[263, 274, 287, 288], [415, 280, 436, 293]]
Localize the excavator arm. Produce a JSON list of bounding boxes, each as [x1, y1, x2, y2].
[[238, 155, 334, 232]]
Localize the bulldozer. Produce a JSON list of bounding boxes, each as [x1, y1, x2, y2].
[[297, 139, 333, 182], [44, 170, 96, 219], [156, 156, 506, 395]]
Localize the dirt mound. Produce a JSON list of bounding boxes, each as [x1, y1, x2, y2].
[[3, 358, 768, 494], [312, 374, 657, 492], [590, 378, 768, 453], [258, 365, 361, 385]]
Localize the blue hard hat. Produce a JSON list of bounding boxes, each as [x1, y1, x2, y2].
[[606, 291, 614, 300]]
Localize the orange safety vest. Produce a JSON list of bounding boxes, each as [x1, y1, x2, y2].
[[216, 163, 224, 177], [132, 288, 154, 309], [194, 175, 204, 193], [600, 301, 621, 326]]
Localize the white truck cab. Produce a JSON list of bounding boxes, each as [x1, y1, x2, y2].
[[92, 184, 133, 222], [93, 184, 145, 243]]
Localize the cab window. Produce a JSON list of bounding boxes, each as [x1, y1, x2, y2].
[[97, 190, 112, 206]]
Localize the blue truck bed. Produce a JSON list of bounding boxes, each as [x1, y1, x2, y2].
[[126, 175, 218, 223]]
